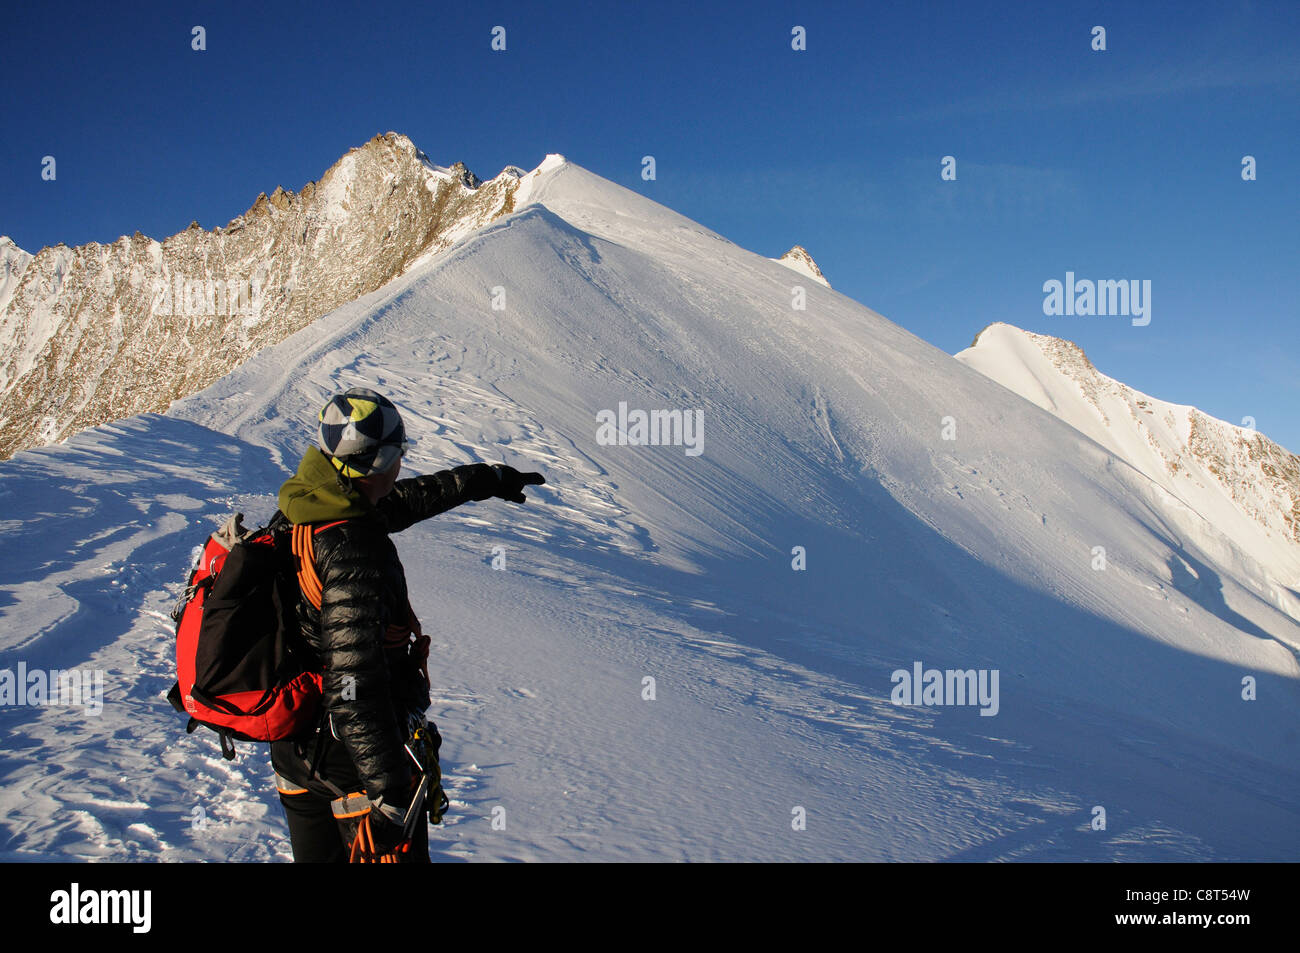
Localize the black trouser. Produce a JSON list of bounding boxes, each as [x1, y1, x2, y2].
[[270, 732, 429, 863]]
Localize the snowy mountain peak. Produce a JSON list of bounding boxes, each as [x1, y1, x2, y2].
[[958, 322, 1300, 576], [970, 321, 1108, 375], [0, 134, 533, 460], [775, 245, 830, 288]]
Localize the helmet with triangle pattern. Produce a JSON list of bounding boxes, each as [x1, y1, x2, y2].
[[317, 387, 408, 479]]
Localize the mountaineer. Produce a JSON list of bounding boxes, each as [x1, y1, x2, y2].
[[269, 386, 544, 862]]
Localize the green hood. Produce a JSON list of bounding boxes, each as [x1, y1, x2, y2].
[[278, 446, 375, 525]]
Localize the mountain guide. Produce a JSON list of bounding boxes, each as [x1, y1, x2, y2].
[[266, 386, 545, 862]]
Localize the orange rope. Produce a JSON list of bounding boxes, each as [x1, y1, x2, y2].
[[349, 813, 410, 863], [292, 524, 324, 611]]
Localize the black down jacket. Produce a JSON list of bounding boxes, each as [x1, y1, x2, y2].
[[275, 446, 503, 811]]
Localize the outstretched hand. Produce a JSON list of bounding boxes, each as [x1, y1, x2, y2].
[[461, 462, 547, 504], [490, 464, 546, 504]]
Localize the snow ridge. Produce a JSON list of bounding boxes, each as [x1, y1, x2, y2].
[[957, 322, 1300, 586]]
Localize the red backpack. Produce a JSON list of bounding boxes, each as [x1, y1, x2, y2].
[[167, 513, 339, 759]]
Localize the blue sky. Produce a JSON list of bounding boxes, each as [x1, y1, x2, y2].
[[2, 0, 1297, 449]]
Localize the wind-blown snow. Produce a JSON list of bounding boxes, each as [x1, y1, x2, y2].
[[1, 155, 1296, 862]]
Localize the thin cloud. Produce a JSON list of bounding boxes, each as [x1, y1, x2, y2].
[[904, 56, 1300, 123], [909, 160, 1083, 223]]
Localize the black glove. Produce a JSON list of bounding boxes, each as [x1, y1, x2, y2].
[[491, 464, 546, 503], [366, 799, 411, 853], [461, 463, 546, 504]]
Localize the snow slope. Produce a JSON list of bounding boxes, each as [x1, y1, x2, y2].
[[1, 155, 1297, 862]]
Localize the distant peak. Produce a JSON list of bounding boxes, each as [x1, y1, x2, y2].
[[503, 154, 572, 209], [449, 161, 482, 189], [775, 245, 830, 288], [345, 137, 566, 192], [968, 322, 1094, 371], [969, 321, 1041, 349], [537, 154, 567, 173], [968, 321, 1009, 348]]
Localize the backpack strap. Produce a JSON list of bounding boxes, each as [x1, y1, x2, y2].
[[286, 523, 354, 797]]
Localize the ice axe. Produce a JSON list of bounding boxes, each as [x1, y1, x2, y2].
[[402, 732, 433, 840]]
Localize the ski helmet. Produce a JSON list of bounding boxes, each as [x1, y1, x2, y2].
[[317, 387, 408, 479]]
